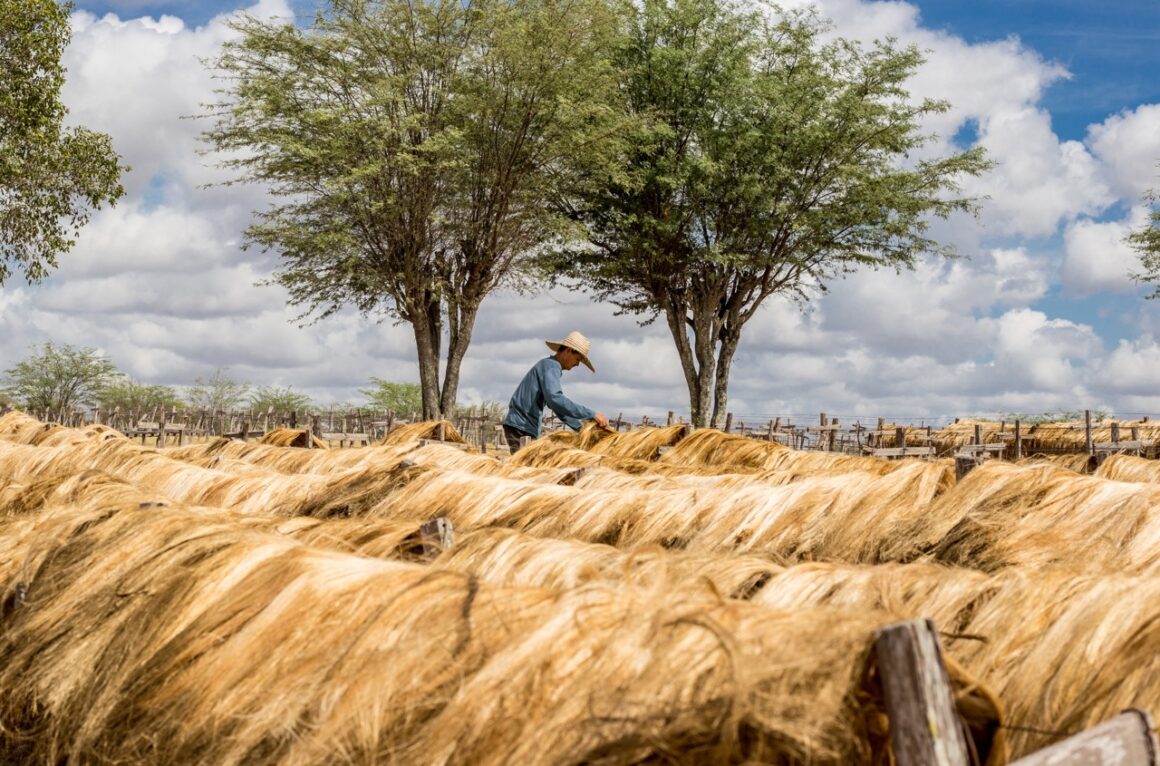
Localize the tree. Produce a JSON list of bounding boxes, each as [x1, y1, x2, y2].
[[97, 378, 183, 416], [547, 0, 990, 427], [202, 0, 628, 418], [1, 341, 121, 416], [185, 367, 250, 412], [360, 378, 422, 416], [1, 0, 126, 285], [1128, 190, 1160, 298], [249, 385, 313, 414]]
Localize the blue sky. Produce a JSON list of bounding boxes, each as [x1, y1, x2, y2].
[[5, 0, 1159, 422]]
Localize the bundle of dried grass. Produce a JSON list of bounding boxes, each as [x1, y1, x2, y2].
[[366, 460, 952, 564], [656, 428, 938, 482], [257, 428, 328, 448], [1026, 419, 1160, 451], [655, 427, 786, 469], [0, 498, 1000, 764], [380, 419, 464, 445], [927, 420, 1007, 451], [1015, 453, 1093, 472], [0, 437, 426, 520], [0, 410, 70, 446], [1094, 453, 1160, 483], [585, 423, 693, 461], [918, 461, 1160, 572]]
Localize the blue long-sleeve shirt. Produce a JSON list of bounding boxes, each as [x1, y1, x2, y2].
[[503, 356, 595, 437]]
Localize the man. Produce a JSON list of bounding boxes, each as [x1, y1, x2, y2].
[[503, 330, 609, 454]]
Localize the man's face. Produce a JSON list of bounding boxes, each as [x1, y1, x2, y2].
[[559, 347, 581, 370]]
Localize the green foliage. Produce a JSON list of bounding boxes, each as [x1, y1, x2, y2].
[[97, 378, 183, 415], [1128, 190, 1160, 298], [1, 341, 121, 415], [544, 0, 990, 426], [202, 0, 629, 417], [454, 400, 505, 419], [249, 385, 313, 414], [0, 0, 126, 285], [996, 410, 1110, 425], [185, 367, 251, 412], [360, 378, 422, 415]]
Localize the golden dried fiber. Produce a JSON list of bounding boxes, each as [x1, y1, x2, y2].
[[0, 498, 1000, 765], [380, 420, 464, 446], [257, 428, 328, 448], [1094, 453, 1160, 482]]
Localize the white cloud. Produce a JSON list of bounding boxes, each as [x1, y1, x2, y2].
[[8, 0, 1160, 421], [1061, 207, 1153, 297], [1086, 104, 1160, 200]]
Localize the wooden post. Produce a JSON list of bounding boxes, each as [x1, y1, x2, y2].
[[1131, 425, 1140, 443], [437, 421, 445, 442], [386, 410, 395, 435], [1085, 409, 1093, 455], [311, 414, 321, 440], [1111, 422, 1120, 444], [955, 455, 979, 481], [874, 619, 971, 766], [419, 517, 454, 560], [157, 410, 167, 448], [667, 410, 674, 426], [829, 417, 839, 452], [724, 412, 733, 433], [896, 427, 907, 451], [766, 420, 775, 441], [1008, 708, 1158, 765], [1014, 419, 1022, 461], [615, 412, 623, 431], [974, 424, 982, 446]]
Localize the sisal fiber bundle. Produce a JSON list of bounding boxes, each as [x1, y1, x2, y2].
[[381, 419, 465, 446], [257, 427, 328, 448], [0, 497, 999, 764]]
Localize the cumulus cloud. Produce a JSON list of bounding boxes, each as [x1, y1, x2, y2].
[[1061, 206, 1153, 297], [6, 0, 1160, 420], [1086, 104, 1160, 200]]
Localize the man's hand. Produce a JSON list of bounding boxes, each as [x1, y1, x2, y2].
[[593, 411, 610, 429]]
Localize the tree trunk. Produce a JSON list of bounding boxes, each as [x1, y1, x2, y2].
[[662, 291, 724, 429], [411, 296, 443, 420], [710, 327, 741, 429], [440, 301, 480, 420]]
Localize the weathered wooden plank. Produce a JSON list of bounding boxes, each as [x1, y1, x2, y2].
[[957, 443, 1007, 454], [418, 439, 471, 451], [875, 619, 970, 766], [1094, 440, 1154, 450], [864, 447, 937, 458], [1009, 708, 1158, 765]]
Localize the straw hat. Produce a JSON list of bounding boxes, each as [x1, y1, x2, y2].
[[546, 330, 595, 372]]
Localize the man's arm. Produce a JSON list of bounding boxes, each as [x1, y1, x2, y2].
[[541, 361, 596, 429]]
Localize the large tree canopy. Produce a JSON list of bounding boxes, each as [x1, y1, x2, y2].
[[203, 0, 627, 418], [547, 0, 990, 427], [0, 0, 126, 285]]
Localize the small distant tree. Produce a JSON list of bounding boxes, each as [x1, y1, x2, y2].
[[1, 341, 120, 416], [1, 0, 126, 285], [97, 379, 183, 416], [185, 367, 250, 412], [1128, 189, 1160, 298], [249, 385, 313, 414], [360, 378, 422, 416]]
